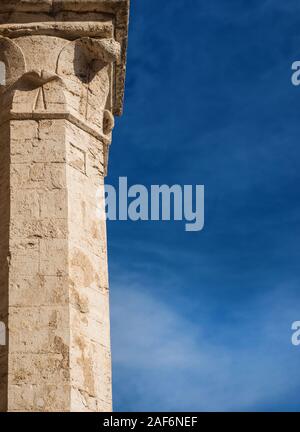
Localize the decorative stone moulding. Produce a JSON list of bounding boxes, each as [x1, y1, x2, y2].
[[0, 0, 129, 174]]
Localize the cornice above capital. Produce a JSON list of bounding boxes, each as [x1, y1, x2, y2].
[[0, 1, 129, 14]]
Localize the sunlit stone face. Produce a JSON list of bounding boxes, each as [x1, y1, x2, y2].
[[0, 0, 129, 412]]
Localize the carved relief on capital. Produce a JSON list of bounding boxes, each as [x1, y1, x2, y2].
[[0, 36, 26, 87], [0, 33, 120, 140]]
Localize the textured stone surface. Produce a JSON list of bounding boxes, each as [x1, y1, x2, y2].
[[0, 0, 129, 412]]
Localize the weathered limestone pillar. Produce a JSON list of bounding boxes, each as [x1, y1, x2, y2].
[[0, 0, 129, 412]]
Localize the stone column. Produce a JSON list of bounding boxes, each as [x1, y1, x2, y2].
[[0, 0, 129, 412]]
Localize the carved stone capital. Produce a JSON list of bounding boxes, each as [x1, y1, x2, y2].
[[0, 1, 129, 174]]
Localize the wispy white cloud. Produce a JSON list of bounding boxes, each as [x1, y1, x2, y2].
[[111, 272, 300, 411]]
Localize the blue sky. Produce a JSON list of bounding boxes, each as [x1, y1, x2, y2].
[[107, 0, 300, 411]]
